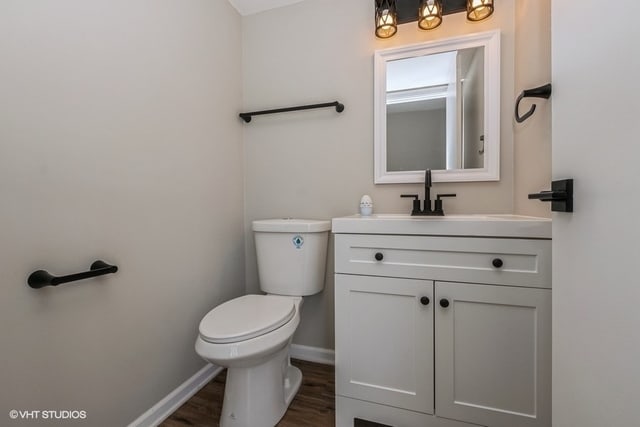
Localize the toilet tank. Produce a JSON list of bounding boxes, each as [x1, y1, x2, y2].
[[253, 219, 330, 296]]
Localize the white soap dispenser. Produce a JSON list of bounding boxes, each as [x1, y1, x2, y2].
[[359, 195, 373, 216]]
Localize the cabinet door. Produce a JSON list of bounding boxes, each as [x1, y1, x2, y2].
[[435, 281, 551, 427], [335, 274, 434, 414]]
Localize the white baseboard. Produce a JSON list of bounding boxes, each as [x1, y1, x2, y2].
[[290, 344, 335, 365], [128, 363, 223, 427]]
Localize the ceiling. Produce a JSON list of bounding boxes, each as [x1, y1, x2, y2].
[[228, 0, 306, 16]]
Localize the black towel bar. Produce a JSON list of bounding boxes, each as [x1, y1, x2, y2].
[[27, 260, 118, 289], [239, 101, 344, 123]]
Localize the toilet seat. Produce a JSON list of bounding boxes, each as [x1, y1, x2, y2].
[[199, 295, 295, 344]]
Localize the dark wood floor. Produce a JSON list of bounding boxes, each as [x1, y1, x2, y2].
[[162, 359, 335, 427]]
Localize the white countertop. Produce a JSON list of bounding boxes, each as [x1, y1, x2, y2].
[[332, 214, 551, 239]]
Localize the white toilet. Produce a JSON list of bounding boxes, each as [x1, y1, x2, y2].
[[195, 218, 330, 427]]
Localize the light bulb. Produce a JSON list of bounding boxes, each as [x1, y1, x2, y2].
[[378, 9, 393, 27]]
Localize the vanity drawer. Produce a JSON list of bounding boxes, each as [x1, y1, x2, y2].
[[334, 234, 551, 288]]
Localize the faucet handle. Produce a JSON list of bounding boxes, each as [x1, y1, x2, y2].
[[434, 193, 456, 215], [401, 194, 421, 216]]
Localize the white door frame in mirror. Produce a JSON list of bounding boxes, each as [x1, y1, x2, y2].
[[374, 30, 501, 184]]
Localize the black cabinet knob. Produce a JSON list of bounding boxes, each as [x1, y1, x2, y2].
[[375, 252, 384, 261], [420, 296, 430, 306], [492, 258, 504, 268], [439, 299, 450, 308]]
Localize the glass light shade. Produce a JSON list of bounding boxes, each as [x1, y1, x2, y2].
[[375, 0, 398, 38], [418, 0, 443, 30], [467, 0, 494, 21]]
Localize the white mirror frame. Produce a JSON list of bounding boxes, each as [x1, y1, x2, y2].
[[374, 30, 501, 184]]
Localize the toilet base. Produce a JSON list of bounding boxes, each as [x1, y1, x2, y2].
[[283, 363, 302, 408], [219, 345, 302, 427]]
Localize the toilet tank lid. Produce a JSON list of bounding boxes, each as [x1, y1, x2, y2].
[[252, 219, 330, 233]]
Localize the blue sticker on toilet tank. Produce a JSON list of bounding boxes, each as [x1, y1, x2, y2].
[[292, 235, 304, 249]]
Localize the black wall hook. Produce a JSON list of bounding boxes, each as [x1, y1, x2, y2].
[[515, 83, 552, 123]]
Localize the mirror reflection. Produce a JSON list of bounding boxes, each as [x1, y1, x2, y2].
[[386, 46, 485, 172], [374, 30, 500, 183]]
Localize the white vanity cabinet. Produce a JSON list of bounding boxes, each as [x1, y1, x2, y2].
[[434, 281, 551, 427], [333, 216, 551, 427], [335, 274, 434, 415]]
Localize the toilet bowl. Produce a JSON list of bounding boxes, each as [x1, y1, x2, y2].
[[195, 295, 303, 427], [195, 219, 330, 427]]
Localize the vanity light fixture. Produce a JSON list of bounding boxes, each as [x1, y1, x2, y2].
[[467, 0, 493, 22], [418, 0, 443, 30], [375, 0, 398, 39], [375, 0, 494, 38], [467, 0, 494, 21]]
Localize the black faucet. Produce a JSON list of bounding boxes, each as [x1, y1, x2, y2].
[[424, 169, 432, 212], [401, 169, 456, 216]]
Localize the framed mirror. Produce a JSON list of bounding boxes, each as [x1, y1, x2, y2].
[[374, 30, 500, 183]]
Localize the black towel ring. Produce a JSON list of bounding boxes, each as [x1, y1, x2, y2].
[[515, 83, 552, 123]]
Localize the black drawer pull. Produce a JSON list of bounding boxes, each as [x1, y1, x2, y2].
[[374, 252, 384, 261], [439, 299, 450, 308], [492, 258, 504, 268], [420, 296, 430, 306]]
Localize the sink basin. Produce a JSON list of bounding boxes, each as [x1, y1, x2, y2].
[[331, 214, 551, 238]]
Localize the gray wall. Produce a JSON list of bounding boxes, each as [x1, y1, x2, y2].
[[242, 0, 539, 350], [387, 108, 447, 171], [0, 1, 244, 425], [461, 48, 485, 169]]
